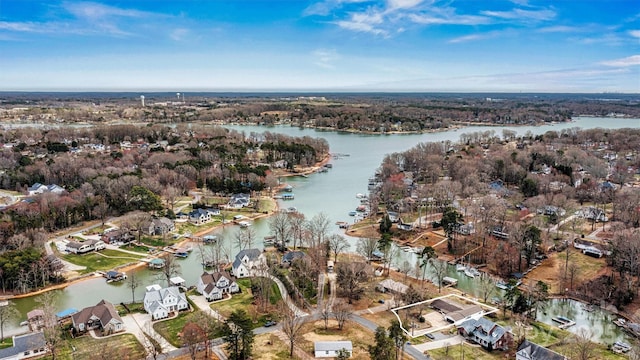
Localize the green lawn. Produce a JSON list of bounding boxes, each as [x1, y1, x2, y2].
[[120, 243, 153, 254], [62, 249, 145, 274], [0, 338, 12, 349], [153, 310, 206, 347], [210, 278, 282, 328], [50, 333, 145, 360]]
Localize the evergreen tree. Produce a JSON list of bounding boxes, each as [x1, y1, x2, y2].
[[223, 310, 255, 360], [368, 327, 395, 360]]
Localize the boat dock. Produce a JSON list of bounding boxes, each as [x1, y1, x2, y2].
[[552, 316, 576, 329], [442, 277, 458, 287]]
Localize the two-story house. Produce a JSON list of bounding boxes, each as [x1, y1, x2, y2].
[[457, 317, 512, 351], [227, 193, 250, 209], [71, 300, 124, 335], [143, 284, 189, 320], [232, 248, 265, 278], [189, 208, 211, 225], [145, 217, 176, 236], [196, 271, 240, 301]]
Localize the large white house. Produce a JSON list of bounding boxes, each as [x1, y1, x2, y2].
[[27, 183, 65, 196], [227, 193, 250, 209], [196, 271, 240, 301], [143, 285, 189, 320], [232, 248, 265, 278]]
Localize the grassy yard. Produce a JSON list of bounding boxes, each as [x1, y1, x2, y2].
[[210, 278, 282, 328], [50, 333, 145, 360], [119, 243, 153, 254], [298, 320, 374, 360], [153, 310, 207, 347], [62, 249, 145, 274], [253, 333, 291, 360], [428, 343, 503, 360], [0, 338, 12, 349]]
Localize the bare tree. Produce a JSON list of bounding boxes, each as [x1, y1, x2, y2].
[[127, 271, 140, 304], [280, 304, 306, 357], [157, 255, 181, 287], [320, 298, 331, 330], [182, 322, 206, 360], [306, 212, 331, 248], [570, 328, 596, 360], [478, 274, 495, 304], [399, 260, 412, 283], [431, 259, 448, 293], [269, 211, 291, 248], [287, 212, 306, 250], [0, 301, 19, 341], [333, 301, 352, 330], [37, 292, 63, 360], [356, 237, 378, 263], [336, 262, 369, 304], [234, 227, 256, 251], [126, 211, 152, 242], [328, 234, 350, 263]]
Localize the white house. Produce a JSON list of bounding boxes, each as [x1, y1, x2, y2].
[[516, 340, 567, 360], [0, 332, 47, 360], [65, 239, 106, 254], [196, 271, 240, 301], [146, 217, 175, 235], [314, 341, 352, 358], [27, 183, 65, 196], [227, 193, 250, 209], [232, 248, 265, 278], [143, 285, 189, 320]]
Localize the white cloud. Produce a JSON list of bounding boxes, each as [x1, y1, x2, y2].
[[387, 0, 423, 10], [62, 1, 151, 19], [600, 55, 640, 67], [448, 34, 486, 43], [537, 25, 579, 33], [335, 10, 388, 35], [303, 0, 371, 16], [408, 13, 490, 25], [481, 8, 556, 22], [312, 49, 340, 69], [170, 28, 190, 41], [629, 30, 640, 38]]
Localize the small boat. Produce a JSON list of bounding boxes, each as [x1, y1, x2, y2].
[[282, 193, 295, 200], [442, 277, 458, 286], [613, 318, 627, 327], [356, 193, 366, 199], [456, 263, 467, 272], [336, 221, 350, 229], [582, 304, 595, 312], [348, 211, 357, 216], [612, 341, 631, 353], [238, 221, 251, 228], [356, 205, 367, 212], [19, 321, 28, 327], [264, 235, 276, 246], [283, 184, 293, 192], [286, 206, 298, 213], [464, 268, 476, 278], [203, 235, 218, 244], [469, 268, 481, 277]]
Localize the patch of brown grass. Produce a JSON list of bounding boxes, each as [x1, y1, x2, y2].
[[299, 320, 374, 360]]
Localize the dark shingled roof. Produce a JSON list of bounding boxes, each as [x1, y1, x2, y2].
[[0, 332, 46, 359]]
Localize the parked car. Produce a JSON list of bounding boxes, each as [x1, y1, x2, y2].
[[264, 320, 277, 327]]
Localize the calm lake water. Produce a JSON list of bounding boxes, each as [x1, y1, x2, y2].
[[7, 117, 640, 344]]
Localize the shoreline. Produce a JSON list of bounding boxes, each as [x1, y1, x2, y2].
[[3, 161, 325, 300]]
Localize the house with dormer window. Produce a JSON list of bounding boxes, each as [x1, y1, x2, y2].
[[457, 317, 512, 351], [196, 271, 240, 301], [71, 300, 124, 335], [143, 284, 189, 320], [232, 248, 265, 278]]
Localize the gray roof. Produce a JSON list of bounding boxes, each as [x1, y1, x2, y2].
[[314, 341, 353, 352], [0, 332, 46, 359], [458, 317, 507, 346], [236, 248, 261, 261], [516, 340, 567, 360]]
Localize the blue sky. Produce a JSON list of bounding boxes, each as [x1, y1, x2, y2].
[[0, 0, 638, 92]]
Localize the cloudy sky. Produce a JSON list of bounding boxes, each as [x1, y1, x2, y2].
[[0, 0, 638, 92]]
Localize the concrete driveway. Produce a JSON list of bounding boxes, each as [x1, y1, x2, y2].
[[123, 313, 177, 353], [412, 335, 464, 352]]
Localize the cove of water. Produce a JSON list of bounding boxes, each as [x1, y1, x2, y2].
[[6, 117, 639, 344]]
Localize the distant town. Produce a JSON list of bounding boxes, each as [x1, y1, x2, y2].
[[0, 93, 638, 360]]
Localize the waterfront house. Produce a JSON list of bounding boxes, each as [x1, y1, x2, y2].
[[282, 251, 305, 267], [145, 217, 175, 235], [430, 298, 484, 324], [71, 300, 124, 335], [66, 239, 106, 254], [101, 229, 134, 244], [457, 317, 512, 351], [143, 285, 189, 320], [189, 208, 211, 225], [516, 340, 567, 360], [0, 332, 47, 360], [228, 193, 250, 208], [196, 271, 239, 301], [377, 279, 409, 295], [232, 248, 265, 278], [314, 341, 352, 358]]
